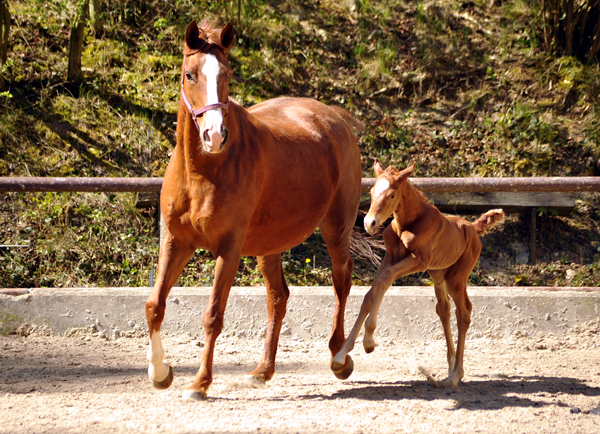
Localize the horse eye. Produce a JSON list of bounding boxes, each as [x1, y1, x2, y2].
[[185, 71, 194, 82], [391, 195, 396, 199]]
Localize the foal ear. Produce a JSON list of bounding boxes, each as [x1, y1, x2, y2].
[[185, 21, 200, 49], [373, 159, 385, 177], [399, 163, 416, 182], [220, 22, 235, 50]]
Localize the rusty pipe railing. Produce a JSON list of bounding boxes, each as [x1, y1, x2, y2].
[[0, 177, 163, 193], [0, 176, 599, 193]]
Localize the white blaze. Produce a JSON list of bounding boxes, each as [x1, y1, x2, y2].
[[373, 179, 390, 198], [202, 54, 224, 129]]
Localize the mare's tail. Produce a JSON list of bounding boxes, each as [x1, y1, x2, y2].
[[472, 209, 505, 236]]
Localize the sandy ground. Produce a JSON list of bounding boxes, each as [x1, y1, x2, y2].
[[1, 330, 600, 434]]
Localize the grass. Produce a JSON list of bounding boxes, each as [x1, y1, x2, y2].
[[0, 0, 599, 288]]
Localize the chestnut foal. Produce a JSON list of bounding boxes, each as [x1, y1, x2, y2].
[[145, 20, 361, 400], [331, 161, 505, 386]]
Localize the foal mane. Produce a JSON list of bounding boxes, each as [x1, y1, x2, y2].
[[184, 20, 228, 56]]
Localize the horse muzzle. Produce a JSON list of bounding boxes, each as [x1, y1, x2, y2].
[[363, 215, 381, 235], [201, 125, 229, 153]]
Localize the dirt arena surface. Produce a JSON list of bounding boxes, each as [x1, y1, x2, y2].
[[1, 331, 600, 434]]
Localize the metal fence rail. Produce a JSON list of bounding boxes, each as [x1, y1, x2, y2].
[[1, 176, 599, 193]]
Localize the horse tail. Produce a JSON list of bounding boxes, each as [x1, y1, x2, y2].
[[330, 106, 364, 136], [472, 209, 505, 236]]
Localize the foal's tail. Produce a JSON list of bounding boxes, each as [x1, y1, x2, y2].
[[472, 209, 505, 236]]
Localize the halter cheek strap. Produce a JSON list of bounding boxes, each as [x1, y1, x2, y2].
[[180, 54, 245, 134]]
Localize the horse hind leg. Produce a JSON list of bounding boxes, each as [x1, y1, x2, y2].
[[145, 233, 196, 391], [444, 280, 472, 387], [247, 254, 290, 383], [429, 270, 456, 376], [426, 258, 475, 388]]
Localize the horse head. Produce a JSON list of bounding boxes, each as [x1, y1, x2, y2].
[[364, 160, 415, 234], [181, 20, 236, 154]]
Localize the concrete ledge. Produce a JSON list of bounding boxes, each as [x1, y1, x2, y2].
[[1, 286, 599, 340]]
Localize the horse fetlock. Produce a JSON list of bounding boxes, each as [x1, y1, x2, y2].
[[363, 334, 376, 353], [448, 354, 456, 372]]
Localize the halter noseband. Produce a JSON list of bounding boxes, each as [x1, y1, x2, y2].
[[180, 52, 244, 134]]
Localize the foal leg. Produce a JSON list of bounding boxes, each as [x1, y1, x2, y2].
[[331, 260, 392, 375], [363, 251, 427, 353], [247, 254, 290, 383], [428, 270, 456, 374], [442, 280, 472, 387], [145, 232, 196, 390], [332, 253, 424, 378], [429, 250, 477, 387]]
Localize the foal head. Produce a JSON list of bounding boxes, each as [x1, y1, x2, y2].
[[364, 160, 415, 235], [182, 20, 235, 153]]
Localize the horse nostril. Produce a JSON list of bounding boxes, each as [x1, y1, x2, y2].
[[203, 129, 210, 142], [221, 127, 229, 145]]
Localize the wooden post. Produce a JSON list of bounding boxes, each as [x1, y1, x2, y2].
[[0, 0, 10, 67], [67, 0, 89, 83], [529, 207, 537, 265]]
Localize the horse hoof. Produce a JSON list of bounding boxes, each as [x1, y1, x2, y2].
[[182, 389, 208, 401], [152, 365, 173, 390], [244, 375, 267, 388], [364, 345, 375, 354], [332, 355, 354, 380]]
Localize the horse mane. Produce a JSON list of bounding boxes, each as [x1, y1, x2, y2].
[[184, 20, 228, 55]]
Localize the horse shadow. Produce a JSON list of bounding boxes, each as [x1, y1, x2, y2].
[[297, 375, 600, 411]]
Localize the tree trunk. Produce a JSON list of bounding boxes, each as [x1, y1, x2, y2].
[[67, 0, 89, 83], [89, 0, 103, 39], [0, 0, 10, 67]]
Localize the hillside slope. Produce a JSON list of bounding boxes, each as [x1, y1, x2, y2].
[[0, 0, 599, 288]]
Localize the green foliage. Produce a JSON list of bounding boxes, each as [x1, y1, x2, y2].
[[1, 0, 600, 288]]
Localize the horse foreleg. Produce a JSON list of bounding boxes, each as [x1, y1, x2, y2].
[[183, 250, 240, 400], [145, 233, 195, 390], [248, 254, 290, 383], [363, 254, 427, 353]]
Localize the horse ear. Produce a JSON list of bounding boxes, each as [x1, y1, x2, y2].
[[373, 159, 384, 177], [220, 22, 235, 50], [185, 21, 200, 49], [399, 163, 416, 182]]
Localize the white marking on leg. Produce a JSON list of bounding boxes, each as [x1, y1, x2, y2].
[[333, 307, 370, 366], [147, 331, 170, 382], [202, 54, 224, 129], [373, 179, 390, 198]]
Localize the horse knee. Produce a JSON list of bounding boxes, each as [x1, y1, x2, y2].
[[203, 310, 225, 337], [145, 299, 165, 329]]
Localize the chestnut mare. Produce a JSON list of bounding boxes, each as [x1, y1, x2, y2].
[[331, 161, 505, 386], [145, 21, 362, 400]]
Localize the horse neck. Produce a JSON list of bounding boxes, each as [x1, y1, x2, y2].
[[393, 181, 428, 228]]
